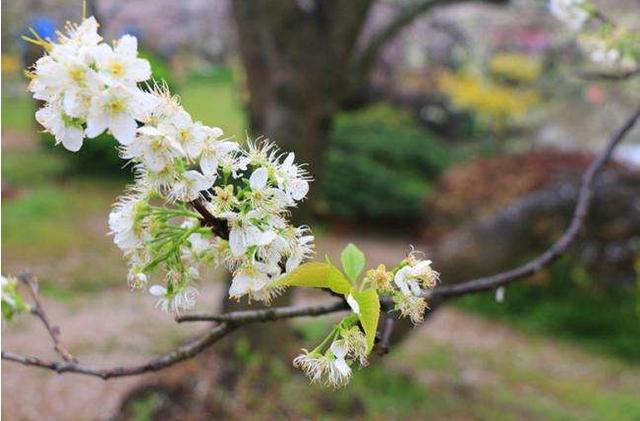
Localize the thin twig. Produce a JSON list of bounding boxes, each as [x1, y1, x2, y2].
[[577, 67, 640, 81], [2, 323, 234, 379], [18, 273, 76, 362], [175, 300, 348, 324]]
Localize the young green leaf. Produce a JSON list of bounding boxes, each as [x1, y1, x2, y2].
[[340, 243, 366, 282], [350, 288, 380, 352], [273, 262, 351, 295]]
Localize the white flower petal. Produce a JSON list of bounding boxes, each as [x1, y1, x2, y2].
[[250, 167, 269, 190], [109, 114, 138, 145], [60, 127, 84, 152], [346, 294, 360, 314], [149, 285, 167, 296], [85, 113, 109, 138]]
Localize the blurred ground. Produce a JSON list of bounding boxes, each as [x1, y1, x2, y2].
[[4, 289, 640, 420]]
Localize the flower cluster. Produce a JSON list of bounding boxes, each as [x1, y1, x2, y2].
[[358, 250, 438, 325], [549, 0, 589, 30], [27, 17, 313, 314], [293, 317, 368, 388], [292, 247, 438, 387], [26, 17, 440, 389], [549, 0, 639, 68], [391, 251, 439, 324], [1, 276, 30, 320]]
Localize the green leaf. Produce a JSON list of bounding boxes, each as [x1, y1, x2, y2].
[[274, 262, 351, 295], [341, 243, 366, 282], [351, 288, 380, 352]]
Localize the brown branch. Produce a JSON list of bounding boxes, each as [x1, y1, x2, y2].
[[349, 0, 508, 82], [427, 106, 640, 300], [591, 9, 614, 26], [190, 197, 229, 239], [577, 67, 640, 81], [19, 273, 76, 362], [375, 312, 396, 356], [3, 106, 638, 380], [175, 300, 348, 324], [2, 324, 234, 379], [1, 301, 348, 379]]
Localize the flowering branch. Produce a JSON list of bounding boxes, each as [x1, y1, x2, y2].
[[4, 104, 637, 381], [550, 0, 639, 69], [6, 11, 639, 388]]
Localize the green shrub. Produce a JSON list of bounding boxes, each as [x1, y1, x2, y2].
[[320, 104, 451, 222], [39, 49, 176, 177]]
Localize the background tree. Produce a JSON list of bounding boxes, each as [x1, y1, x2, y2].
[[232, 0, 507, 179]]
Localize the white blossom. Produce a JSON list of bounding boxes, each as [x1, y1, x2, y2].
[[199, 128, 237, 176], [549, 0, 589, 30], [293, 341, 352, 388], [35, 105, 84, 152], [227, 211, 277, 257], [285, 227, 315, 272], [108, 195, 148, 253], [150, 284, 199, 314], [27, 15, 315, 313], [86, 84, 152, 144], [274, 152, 311, 202], [93, 34, 151, 86], [328, 341, 352, 387], [228, 264, 280, 303], [169, 170, 214, 202], [123, 125, 184, 172], [158, 110, 206, 159]]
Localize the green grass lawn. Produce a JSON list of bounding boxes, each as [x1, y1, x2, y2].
[[178, 69, 246, 138], [1, 90, 34, 132]]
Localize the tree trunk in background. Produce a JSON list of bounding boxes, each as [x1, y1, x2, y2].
[[232, 0, 372, 181], [226, 1, 373, 356]]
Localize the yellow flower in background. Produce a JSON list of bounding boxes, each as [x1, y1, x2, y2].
[[437, 70, 540, 131], [489, 53, 542, 83], [2, 54, 20, 75]]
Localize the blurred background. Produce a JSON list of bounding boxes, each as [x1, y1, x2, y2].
[[2, 0, 640, 420]]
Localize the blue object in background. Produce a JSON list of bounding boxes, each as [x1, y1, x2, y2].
[[121, 25, 141, 39], [26, 16, 57, 41], [21, 16, 56, 66]]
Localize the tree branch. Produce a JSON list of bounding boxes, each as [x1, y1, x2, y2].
[[577, 67, 640, 82], [175, 300, 348, 324], [190, 197, 229, 239], [3, 106, 638, 379], [349, 0, 507, 82], [2, 324, 234, 379], [19, 273, 76, 362], [375, 312, 396, 356], [426, 106, 640, 300]]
